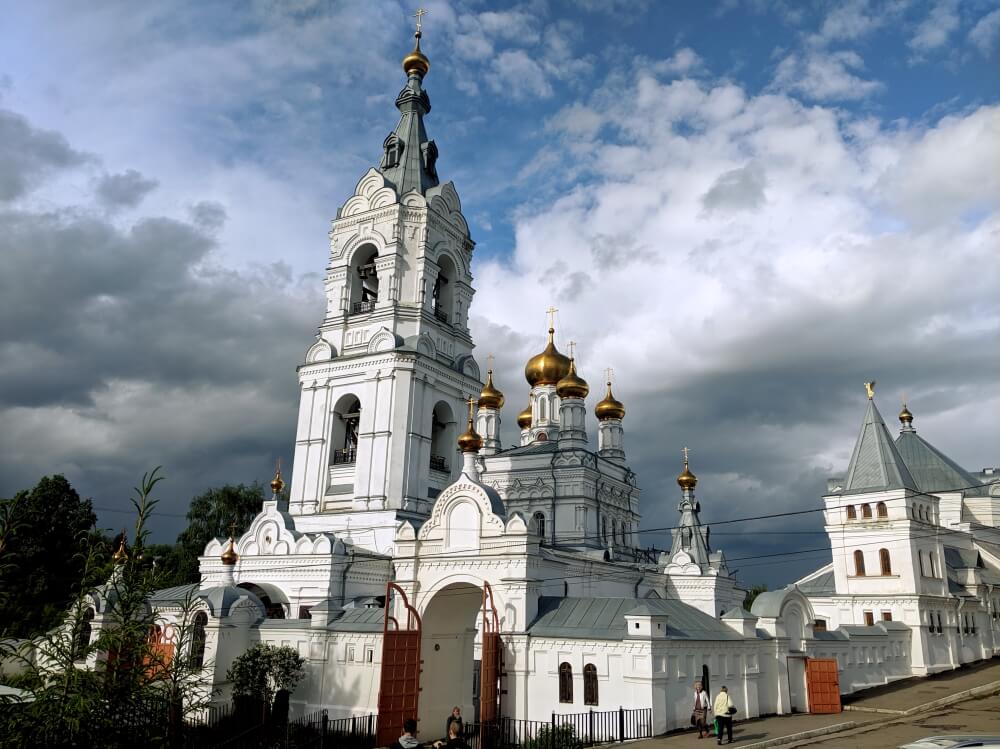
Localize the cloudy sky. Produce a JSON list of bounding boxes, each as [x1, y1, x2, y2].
[[1, 0, 998, 587]]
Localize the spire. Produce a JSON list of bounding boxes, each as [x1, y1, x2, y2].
[[842, 388, 917, 494], [894, 403, 984, 494], [379, 13, 439, 196], [270, 459, 285, 498], [112, 530, 128, 565], [668, 449, 713, 570]]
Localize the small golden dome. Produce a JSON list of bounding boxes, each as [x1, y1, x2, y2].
[[899, 403, 913, 425], [677, 459, 698, 491], [457, 400, 483, 453], [525, 328, 572, 387], [112, 533, 128, 565], [594, 381, 625, 421], [478, 370, 505, 410], [402, 31, 430, 78], [220, 537, 239, 566], [270, 461, 285, 495], [517, 403, 532, 429], [556, 358, 589, 399]]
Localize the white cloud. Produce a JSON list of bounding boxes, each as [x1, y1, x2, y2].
[[817, 0, 883, 42], [489, 49, 554, 99], [651, 48, 704, 76], [909, 0, 961, 53], [773, 50, 883, 100], [969, 8, 1000, 56]]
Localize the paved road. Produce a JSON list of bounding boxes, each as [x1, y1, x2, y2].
[[805, 691, 1000, 748]]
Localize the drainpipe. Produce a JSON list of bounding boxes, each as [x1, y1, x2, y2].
[[339, 550, 355, 607]]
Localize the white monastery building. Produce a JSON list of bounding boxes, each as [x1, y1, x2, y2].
[[82, 27, 1000, 740]]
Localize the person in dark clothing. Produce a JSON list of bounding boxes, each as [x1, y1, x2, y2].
[[445, 706, 463, 737], [392, 718, 420, 749], [433, 721, 469, 749]]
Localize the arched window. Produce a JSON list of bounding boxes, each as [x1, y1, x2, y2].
[[430, 401, 455, 473], [610, 520, 617, 545], [539, 397, 548, 421], [533, 512, 546, 540], [583, 664, 598, 706], [433, 255, 456, 324], [602, 517, 608, 543], [331, 395, 361, 465], [854, 550, 866, 576], [929, 552, 938, 577], [876, 502, 888, 518], [918, 550, 926, 576], [75, 607, 94, 660], [190, 611, 208, 669], [349, 246, 379, 314], [861, 504, 872, 519], [879, 548, 892, 576], [558, 662, 573, 703], [846, 505, 856, 520]]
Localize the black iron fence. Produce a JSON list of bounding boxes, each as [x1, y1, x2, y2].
[[460, 708, 652, 749], [185, 704, 377, 749]]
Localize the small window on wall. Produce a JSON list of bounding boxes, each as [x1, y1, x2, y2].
[[864, 611, 875, 626], [861, 504, 872, 519], [583, 664, 598, 706], [879, 548, 892, 576], [846, 505, 856, 520], [813, 619, 827, 632], [876, 502, 888, 518], [936, 613, 943, 634], [881, 611, 892, 622], [854, 550, 866, 576], [533, 512, 546, 539], [558, 662, 573, 703], [366, 648, 374, 663]]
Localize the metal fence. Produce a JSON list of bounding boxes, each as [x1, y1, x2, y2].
[[461, 708, 653, 749]]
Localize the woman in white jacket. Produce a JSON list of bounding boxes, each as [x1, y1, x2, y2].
[[690, 681, 711, 738], [713, 686, 736, 745]]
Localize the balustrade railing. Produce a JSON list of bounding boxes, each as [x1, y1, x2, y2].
[[429, 455, 449, 473], [332, 448, 357, 465], [350, 300, 375, 315]]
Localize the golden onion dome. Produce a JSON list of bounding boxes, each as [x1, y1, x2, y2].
[[112, 533, 128, 565], [899, 403, 913, 425], [457, 400, 483, 453], [270, 461, 285, 495], [556, 359, 589, 399], [517, 403, 532, 430], [525, 328, 572, 387], [220, 537, 239, 566], [478, 370, 505, 410], [677, 459, 698, 491], [402, 31, 430, 77], [594, 381, 625, 421]]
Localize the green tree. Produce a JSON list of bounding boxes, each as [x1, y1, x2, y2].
[[227, 643, 305, 709], [0, 475, 98, 637], [743, 584, 768, 611], [174, 483, 266, 582]]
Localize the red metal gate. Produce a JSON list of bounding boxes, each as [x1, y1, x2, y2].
[[376, 583, 422, 746], [479, 582, 502, 723], [805, 658, 841, 713]]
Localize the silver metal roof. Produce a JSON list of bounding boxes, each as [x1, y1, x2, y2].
[[840, 399, 917, 494], [895, 429, 985, 496], [797, 570, 836, 596], [528, 597, 744, 641]]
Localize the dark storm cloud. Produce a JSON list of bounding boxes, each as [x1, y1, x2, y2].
[[95, 169, 159, 209], [0, 106, 320, 537], [0, 108, 91, 201]]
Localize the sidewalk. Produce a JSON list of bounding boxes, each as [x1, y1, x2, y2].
[[632, 658, 1000, 749]]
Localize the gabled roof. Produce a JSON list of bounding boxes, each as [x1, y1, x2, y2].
[[895, 429, 985, 495], [944, 546, 983, 570], [797, 570, 836, 596], [840, 399, 917, 494], [527, 596, 743, 641]]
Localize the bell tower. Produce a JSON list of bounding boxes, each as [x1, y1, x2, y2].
[[288, 26, 482, 552]]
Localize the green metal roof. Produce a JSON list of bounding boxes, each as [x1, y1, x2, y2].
[[330, 606, 385, 632], [895, 429, 985, 495], [528, 597, 743, 641], [840, 399, 917, 494], [797, 570, 836, 596]]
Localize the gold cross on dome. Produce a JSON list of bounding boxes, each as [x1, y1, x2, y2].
[[604, 367, 614, 384], [682, 446, 690, 463], [568, 340, 577, 359], [413, 7, 428, 32], [486, 353, 495, 372], [466, 396, 476, 420], [546, 306, 558, 330], [228, 521, 237, 538]]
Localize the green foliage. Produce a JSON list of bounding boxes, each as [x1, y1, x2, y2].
[[523, 723, 582, 749], [743, 584, 768, 611], [0, 468, 214, 749], [227, 643, 305, 706], [0, 475, 98, 637], [174, 483, 267, 582]]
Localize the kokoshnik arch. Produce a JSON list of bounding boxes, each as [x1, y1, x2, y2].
[[72, 22, 1000, 738]]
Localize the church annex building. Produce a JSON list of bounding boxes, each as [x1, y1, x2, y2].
[[77, 27, 1000, 741]]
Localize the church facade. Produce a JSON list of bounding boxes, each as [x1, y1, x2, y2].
[[79, 28, 1000, 740]]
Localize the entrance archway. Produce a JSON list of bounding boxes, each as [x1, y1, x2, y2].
[[419, 582, 484, 730]]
